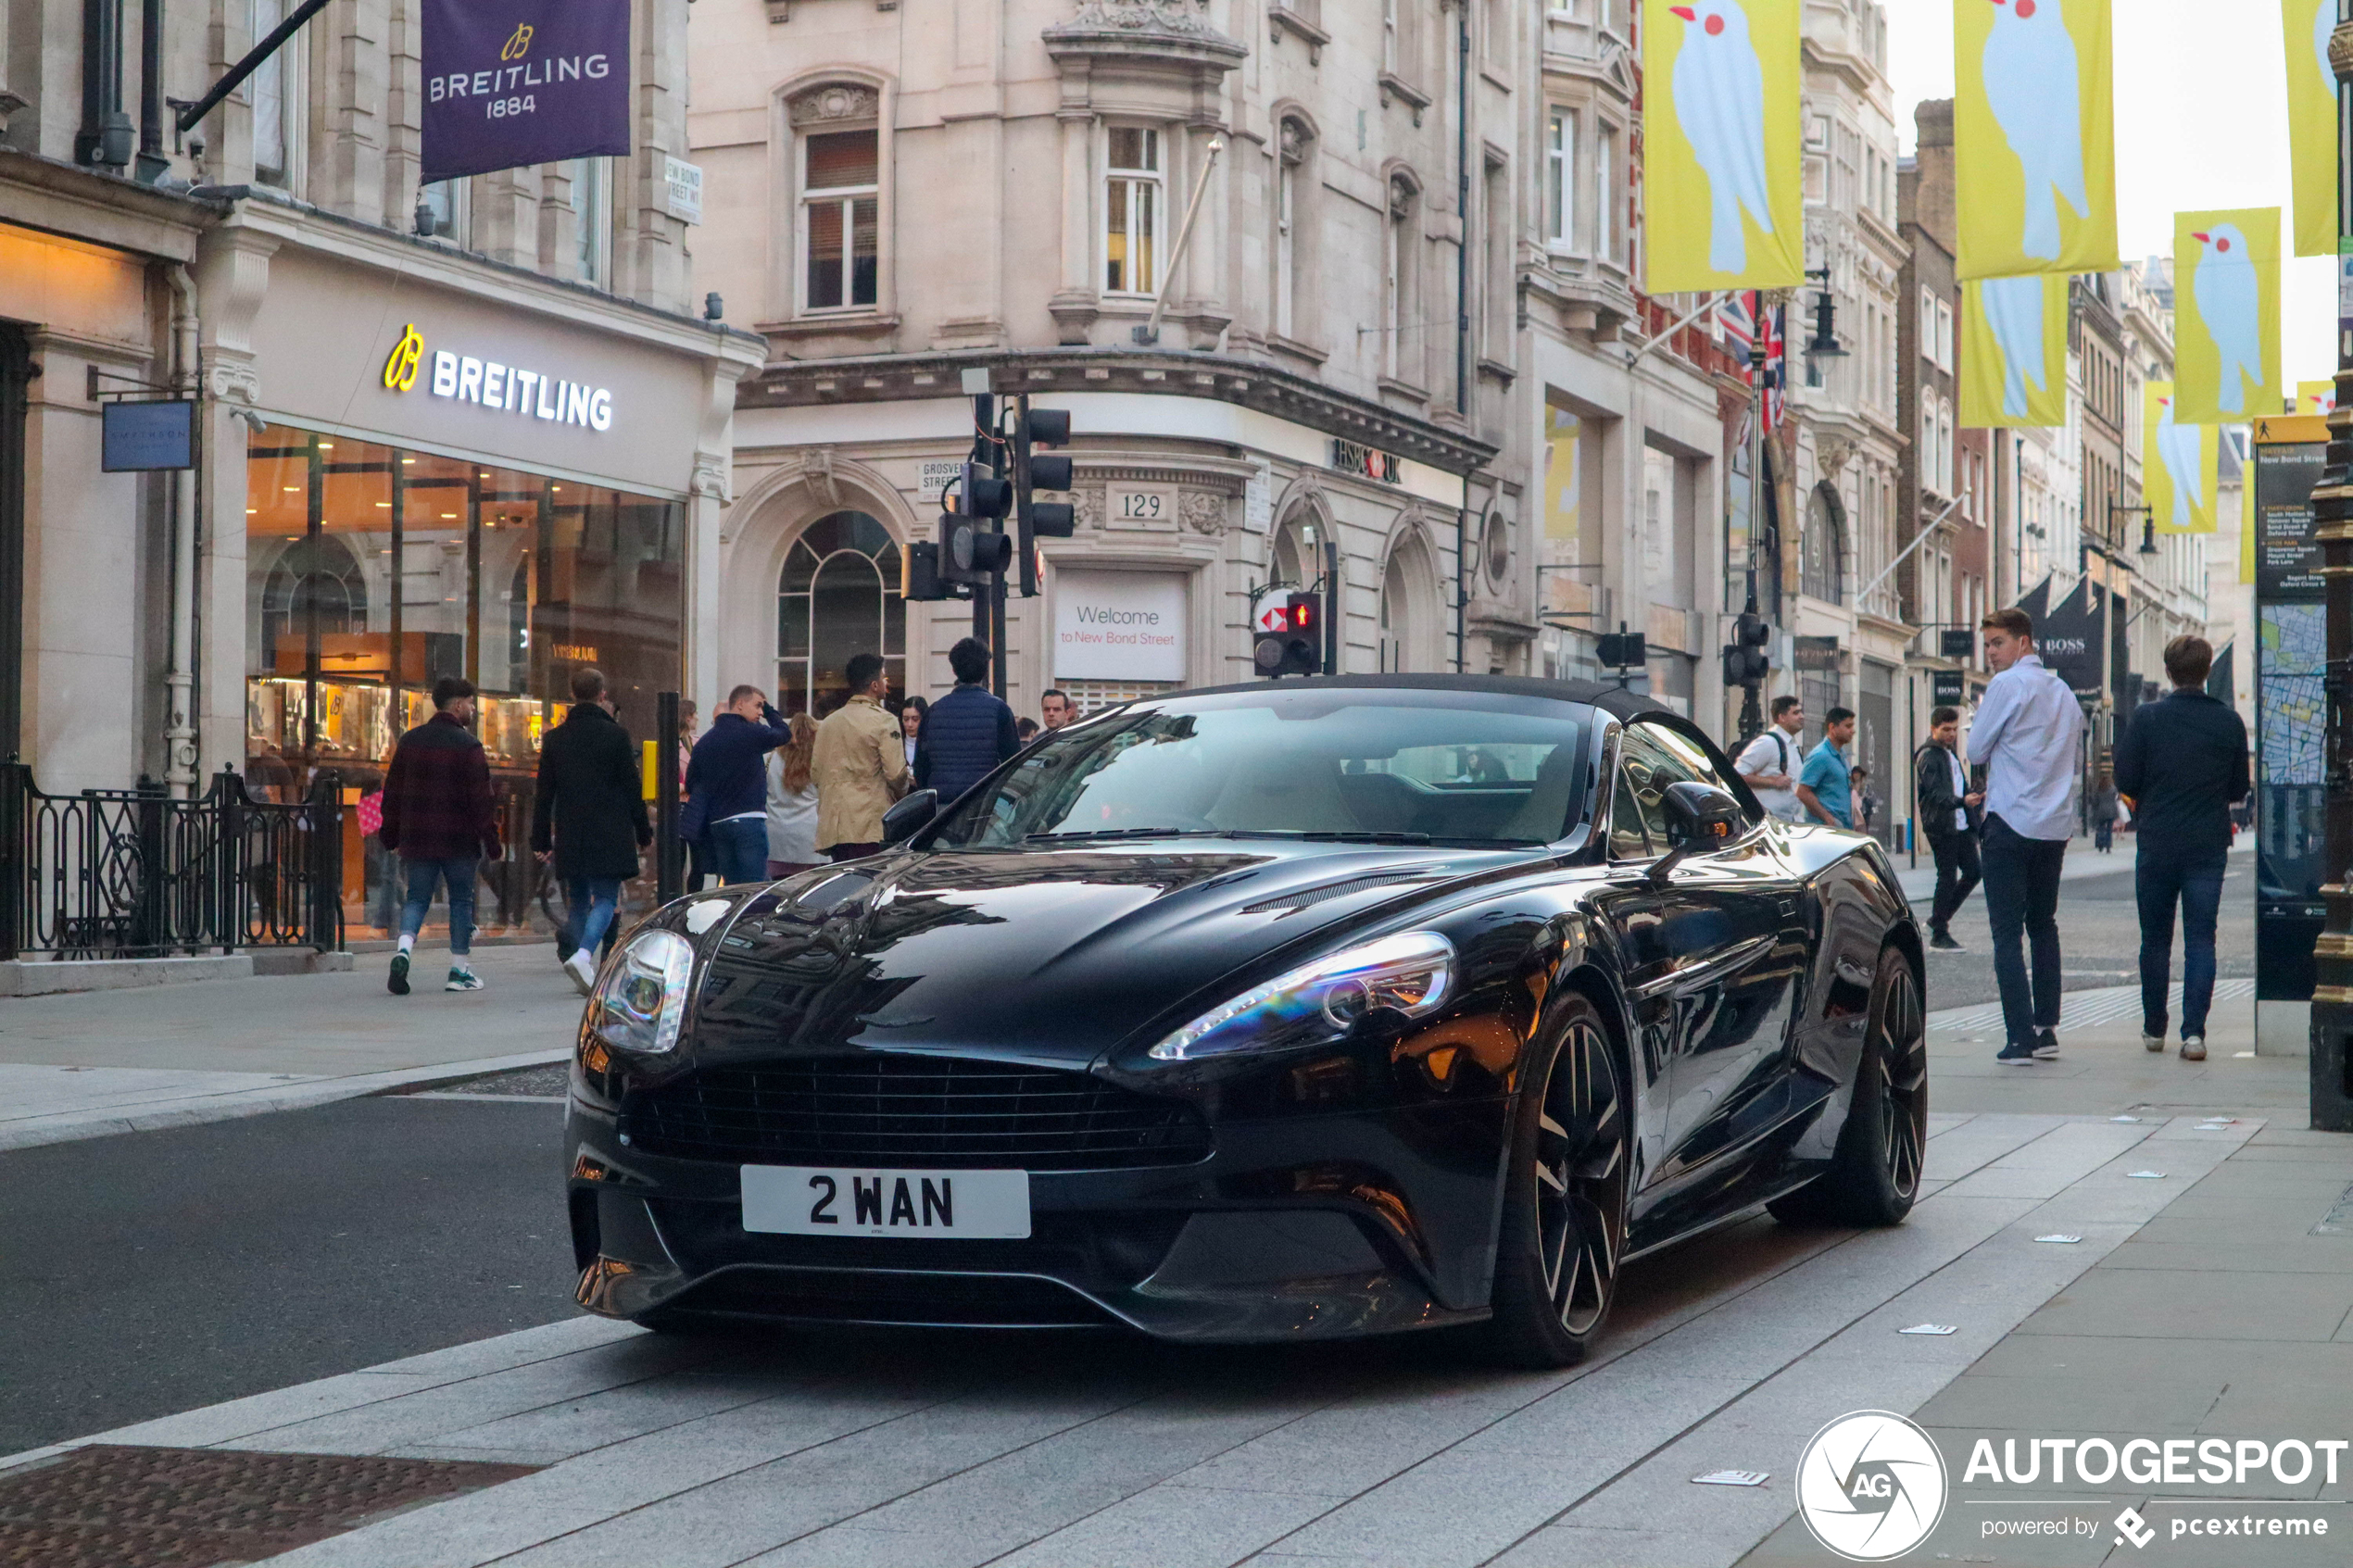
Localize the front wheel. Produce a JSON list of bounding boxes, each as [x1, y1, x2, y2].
[[1769, 944, 1927, 1228], [1484, 997, 1630, 1369]]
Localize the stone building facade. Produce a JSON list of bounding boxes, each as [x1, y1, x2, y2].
[[1772, 0, 1906, 835], [690, 0, 1739, 728], [3, 0, 760, 939]]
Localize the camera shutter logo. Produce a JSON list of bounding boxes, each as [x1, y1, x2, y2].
[[384, 324, 425, 393], [1796, 1411, 1948, 1562]]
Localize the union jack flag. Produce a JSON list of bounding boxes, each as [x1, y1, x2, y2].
[[1716, 291, 1757, 361], [1714, 291, 1784, 431]]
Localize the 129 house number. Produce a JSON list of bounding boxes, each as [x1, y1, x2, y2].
[[1108, 488, 1175, 527], [485, 96, 537, 119]]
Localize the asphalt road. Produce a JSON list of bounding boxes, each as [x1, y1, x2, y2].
[[1913, 847, 2257, 1012], [0, 1095, 576, 1456]]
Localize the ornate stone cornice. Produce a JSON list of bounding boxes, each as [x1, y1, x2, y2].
[[740, 347, 1499, 477], [1043, 0, 1247, 71]]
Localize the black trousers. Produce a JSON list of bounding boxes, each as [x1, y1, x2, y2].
[[1982, 813, 2068, 1048], [1926, 827, 1982, 934]]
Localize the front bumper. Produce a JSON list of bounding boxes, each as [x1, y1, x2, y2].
[[563, 1091, 1510, 1342]]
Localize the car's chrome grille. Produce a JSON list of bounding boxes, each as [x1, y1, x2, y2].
[[622, 1056, 1213, 1171]]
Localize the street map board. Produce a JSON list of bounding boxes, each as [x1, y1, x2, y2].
[[2251, 420, 2328, 1003]]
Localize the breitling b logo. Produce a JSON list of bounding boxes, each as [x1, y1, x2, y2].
[[499, 23, 534, 61], [383, 323, 424, 393]]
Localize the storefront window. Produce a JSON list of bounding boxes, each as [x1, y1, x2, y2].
[[245, 422, 684, 937], [775, 510, 902, 715]]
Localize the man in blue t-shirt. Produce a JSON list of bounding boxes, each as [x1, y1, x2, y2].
[[1795, 706, 1857, 829]]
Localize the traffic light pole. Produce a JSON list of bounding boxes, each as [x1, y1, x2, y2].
[[968, 388, 997, 656]]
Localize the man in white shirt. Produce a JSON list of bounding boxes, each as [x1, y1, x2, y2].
[[1732, 695, 1806, 822], [1970, 608, 2082, 1065]]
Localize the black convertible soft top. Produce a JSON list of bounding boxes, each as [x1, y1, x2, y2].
[[1170, 672, 1673, 724]]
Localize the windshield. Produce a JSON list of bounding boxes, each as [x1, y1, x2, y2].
[[930, 689, 1592, 849]]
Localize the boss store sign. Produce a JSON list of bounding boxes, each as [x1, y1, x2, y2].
[[383, 323, 616, 433]]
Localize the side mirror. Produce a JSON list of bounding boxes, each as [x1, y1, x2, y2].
[[881, 788, 939, 847], [1651, 781, 1744, 886], [1661, 781, 1744, 847]]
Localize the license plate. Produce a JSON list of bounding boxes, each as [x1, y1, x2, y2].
[[739, 1165, 1031, 1239]]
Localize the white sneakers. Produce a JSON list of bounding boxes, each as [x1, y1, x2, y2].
[[2143, 1032, 2165, 1052], [2180, 1035, 2208, 1062], [564, 948, 599, 996]]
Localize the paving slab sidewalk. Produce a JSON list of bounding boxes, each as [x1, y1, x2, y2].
[[0, 944, 581, 1150]]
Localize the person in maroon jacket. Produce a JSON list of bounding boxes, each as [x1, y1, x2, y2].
[[378, 676, 502, 995]]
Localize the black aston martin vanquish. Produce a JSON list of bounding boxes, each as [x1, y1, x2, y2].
[[565, 676, 1925, 1366]]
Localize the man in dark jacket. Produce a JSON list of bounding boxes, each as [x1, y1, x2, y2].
[[1913, 705, 1984, 951], [378, 676, 501, 996], [2113, 634, 2249, 1060], [684, 684, 792, 884], [532, 667, 653, 996], [917, 638, 1022, 802]]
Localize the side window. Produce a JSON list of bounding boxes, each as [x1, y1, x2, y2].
[[1618, 725, 1705, 848], [1637, 721, 1757, 823], [1609, 766, 1650, 860]]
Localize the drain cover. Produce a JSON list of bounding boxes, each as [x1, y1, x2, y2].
[[0, 1444, 535, 1566]]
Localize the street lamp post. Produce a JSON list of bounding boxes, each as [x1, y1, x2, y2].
[[2312, 7, 2353, 1128]]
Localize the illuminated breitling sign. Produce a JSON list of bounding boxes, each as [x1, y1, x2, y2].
[[381, 320, 615, 433]]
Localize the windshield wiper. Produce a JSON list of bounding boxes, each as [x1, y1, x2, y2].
[[1025, 827, 1216, 842], [1299, 830, 1433, 845]]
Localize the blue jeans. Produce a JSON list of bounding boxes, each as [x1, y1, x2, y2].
[[2138, 848, 2225, 1038], [710, 818, 770, 885], [564, 875, 623, 960], [1981, 814, 2066, 1048], [398, 856, 478, 957]]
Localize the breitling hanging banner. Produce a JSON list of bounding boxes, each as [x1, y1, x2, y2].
[[421, 0, 632, 185], [2284, 0, 2339, 257], [1640, 0, 1804, 294], [1958, 272, 2068, 428], [2144, 383, 2218, 534], [1955, 0, 2118, 281], [2173, 208, 2284, 425]]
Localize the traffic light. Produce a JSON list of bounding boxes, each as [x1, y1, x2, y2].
[[905, 540, 949, 601], [1722, 612, 1771, 689], [938, 462, 1014, 590], [1013, 399, 1075, 596], [1253, 593, 1322, 678]]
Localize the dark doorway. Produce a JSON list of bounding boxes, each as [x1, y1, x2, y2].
[[0, 325, 31, 761]]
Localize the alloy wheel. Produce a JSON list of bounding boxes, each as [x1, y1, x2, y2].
[[1533, 1019, 1628, 1336], [1875, 962, 1928, 1200]]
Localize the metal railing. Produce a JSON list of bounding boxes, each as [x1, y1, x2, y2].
[[0, 763, 344, 960]]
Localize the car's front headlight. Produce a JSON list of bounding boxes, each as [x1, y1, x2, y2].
[[586, 930, 696, 1056], [1148, 931, 1456, 1061]]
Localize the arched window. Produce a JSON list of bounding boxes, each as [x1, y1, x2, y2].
[[775, 511, 903, 715], [1276, 119, 1309, 342], [1384, 174, 1419, 383], [1378, 531, 1438, 673], [1803, 484, 1845, 605], [1378, 552, 1410, 672], [261, 534, 368, 665]]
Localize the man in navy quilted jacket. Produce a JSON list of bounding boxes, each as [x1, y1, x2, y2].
[[916, 638, 1021, 803]]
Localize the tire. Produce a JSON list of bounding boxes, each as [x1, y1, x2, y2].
[[1768, 944, 1927, 1228], [1484, 995, 1631, 1369]]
